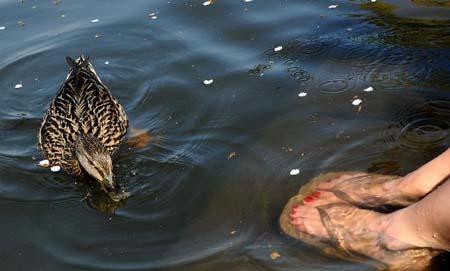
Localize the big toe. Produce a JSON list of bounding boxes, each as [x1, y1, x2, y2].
[[302, 190, 342, 207]]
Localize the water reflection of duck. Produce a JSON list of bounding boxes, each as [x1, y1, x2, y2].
[[38, 56, 129, 199]]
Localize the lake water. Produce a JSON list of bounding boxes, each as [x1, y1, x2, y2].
[[1, 0, 450, 270]]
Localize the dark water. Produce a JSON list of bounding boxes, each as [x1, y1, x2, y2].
[[1, 0, 450, 270]]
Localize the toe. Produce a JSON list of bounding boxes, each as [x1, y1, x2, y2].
[[289, 208, 302, 218], [303, 190, 342, 206], [290, 217, 304, 227]]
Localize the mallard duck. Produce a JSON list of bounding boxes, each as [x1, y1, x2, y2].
[[38, 55, 128, 195]]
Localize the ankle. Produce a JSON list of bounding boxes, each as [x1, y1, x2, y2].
[[380, 213, 416, 251], [396, 173, 430, 199], [382, 209, 450, 251]]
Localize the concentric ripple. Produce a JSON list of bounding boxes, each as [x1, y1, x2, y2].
[[397, 100, 450, 151], [319, 78, 352, 94]]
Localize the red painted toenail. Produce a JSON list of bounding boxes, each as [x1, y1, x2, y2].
[[311, 191, 321, 198], [304, 196, 315, 203]]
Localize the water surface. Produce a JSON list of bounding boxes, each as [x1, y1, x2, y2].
[[1, 0, 450, 270]]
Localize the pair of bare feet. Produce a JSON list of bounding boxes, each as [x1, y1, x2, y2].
[[284, 168, 450, 269]]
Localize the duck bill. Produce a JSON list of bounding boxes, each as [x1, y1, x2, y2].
[[101, 175, 130, 202], [100, 174, 117, 193]]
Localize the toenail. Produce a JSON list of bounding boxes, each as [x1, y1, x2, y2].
[[304, 196, 315, 203], [311, 191, 321, 198]]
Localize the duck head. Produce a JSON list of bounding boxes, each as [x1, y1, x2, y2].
[[75, 134, 116, 194]]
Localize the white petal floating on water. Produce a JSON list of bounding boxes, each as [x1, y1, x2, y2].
[[38, 159, 50, 168], [328, 4, 338, 8], [203, 0, 211, 6], [203, 79, 214, 85], [363, 86, 374, 92], [0, 26, 5, 30], [274, 46, 283, 52], [14, 83, 22, 89], [290, 169, 300, 175], [90, 19, 99, 23], [298, 92, 308, 97], [352, 99, 362, 106], [50, 165, 61, 172]]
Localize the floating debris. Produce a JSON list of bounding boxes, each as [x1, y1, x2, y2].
[[53, 0, 61, 5], [230, 230, 237, 235], [105, 61, 110, 65], [274, 46, 283, 52], [228, 152, 236, 160], [61, 14, 66, 18], [298, 92, 308, 97], [18, 20, 25, 27], [371, 0, 376, 2], [270, 251, 281, 260], [203, 79, 214, 85], [14, 83, 23, 89], [328, 4, 338, 9], [0, 26, 5, 30], [352, 99, 362, 106], [346, 27, 352, 32], [244, 0, 254, 2], [90, 19, 99, 23], [202, 0, 212, 6], [94, 33, 102, 38], [38, 159, 50, 168], [290, 169, 300, 175], [248, 64, 271, 76], [148, 12, 158, 19], [363, 86, 374, 92], [50, 165, 61, 172]]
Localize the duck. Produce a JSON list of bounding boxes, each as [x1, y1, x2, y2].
[[38, 55, 128, 196]]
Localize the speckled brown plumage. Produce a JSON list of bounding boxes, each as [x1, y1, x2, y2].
[[38, 56, 128, 175]]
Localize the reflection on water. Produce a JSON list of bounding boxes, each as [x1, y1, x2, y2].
[[0, 0, 450, 270]]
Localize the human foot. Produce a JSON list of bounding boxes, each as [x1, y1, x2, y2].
[[299, 172, 426, 211], [287, 202, 440, 270]]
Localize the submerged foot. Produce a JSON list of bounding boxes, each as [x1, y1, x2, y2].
[[301, 172, 425, 209], [127, 127, 154, 148], [288, 200, 439, 270]]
